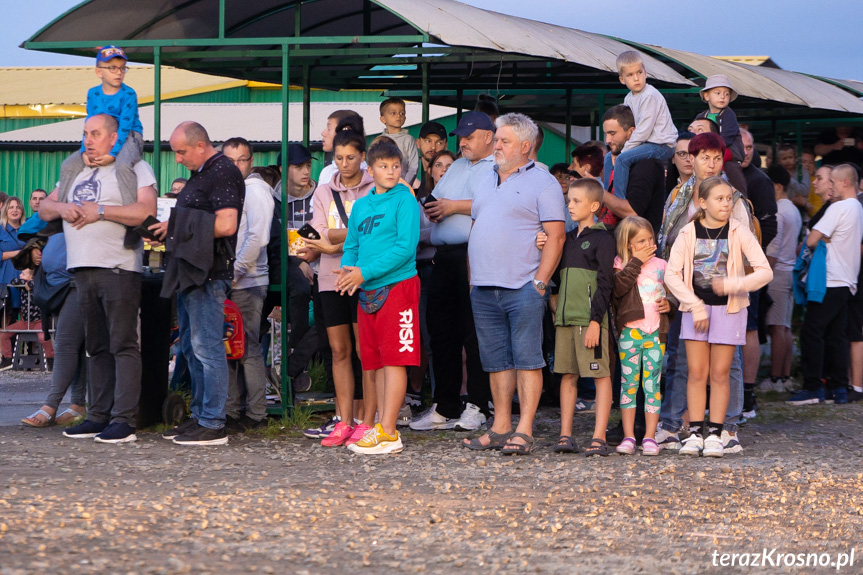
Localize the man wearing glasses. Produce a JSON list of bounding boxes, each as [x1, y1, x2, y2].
[[57, 46, 144, 213], [220, 137, 274, 432]]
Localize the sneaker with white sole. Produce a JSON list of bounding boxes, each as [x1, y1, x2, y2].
[[405, 390, 422, 408], [303, 416, 340, 439], [720, 430, 742, 454], [453, 403, 487, 431], [703, 434, 724, 457], [655, 427, 682, 451], [786, 388, 825, 406], [574, 399, 596, 413], [397, 404, 413, 428], [679, 434, 703, 456], [94, 422, 137, 444], [347, 424, 404, 455], [409, 403, 455, 431]]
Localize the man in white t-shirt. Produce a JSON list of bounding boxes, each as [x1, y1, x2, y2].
[[39, 113, 158, 443], [790, 163, 863, 406]]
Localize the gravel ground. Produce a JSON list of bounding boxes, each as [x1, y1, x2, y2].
[[2, 371, 863, 574]]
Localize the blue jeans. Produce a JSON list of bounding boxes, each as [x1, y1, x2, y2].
[[660, 314, 742, 433], [470, 282, 546, 372], [605, 143, 674, 200], [178, 279, 231, 430]]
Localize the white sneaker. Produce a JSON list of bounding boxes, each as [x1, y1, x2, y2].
[[703, 434, 724, 457], [396, 404, 412, 428], [453, 403, 487, 431], [679, 434, 703, 456], [655, 427, 682, 451], [408, 403, 455, 431], [720, 430, 742, 454]]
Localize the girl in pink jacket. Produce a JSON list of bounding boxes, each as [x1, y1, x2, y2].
[[665, 176, 772, 458]]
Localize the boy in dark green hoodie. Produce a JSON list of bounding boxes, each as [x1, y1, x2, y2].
[[336, 139, 420, 455], [551, 178, 616, 456]]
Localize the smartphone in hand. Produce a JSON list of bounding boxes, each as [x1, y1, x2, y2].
[[297, 223, 320, 240]]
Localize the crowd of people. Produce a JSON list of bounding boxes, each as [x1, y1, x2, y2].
[[3, 47, 863, 458]]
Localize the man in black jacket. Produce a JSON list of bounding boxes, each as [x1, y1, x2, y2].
[[152, 122, 245, 446]]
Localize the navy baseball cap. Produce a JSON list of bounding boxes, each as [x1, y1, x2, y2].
[[449, 111, 495, 137], [96, 46, 128, 64], [277, 143, 312, 166]]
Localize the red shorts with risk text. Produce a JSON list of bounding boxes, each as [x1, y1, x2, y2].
[[357, 275, 421, 370]]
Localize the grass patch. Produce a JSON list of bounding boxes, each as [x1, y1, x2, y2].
[[259, 407, 317, 439], [307, 358, 328, 393]]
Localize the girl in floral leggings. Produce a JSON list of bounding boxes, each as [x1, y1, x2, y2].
[[612, 217, 675, 456]]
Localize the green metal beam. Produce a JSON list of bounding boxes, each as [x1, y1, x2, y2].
[[25, 35, 429, 49]]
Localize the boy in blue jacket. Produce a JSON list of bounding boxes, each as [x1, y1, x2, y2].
[[336, 139, 420, 455], [58, 46, 144, 207]]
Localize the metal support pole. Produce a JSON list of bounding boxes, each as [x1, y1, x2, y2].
[[153, 47, 161, 190], [564, 88, 572, 161], [303, 66, 311, 147], [422, 63, 430, 125], [770, 120, 779, 162], [218, 0, 225, 39], [796, 120, 803, 181], [590, 110, 597, 142], [456, 89, 463, 123], [598, 93, 606, 141], [280, 44, 292, 413]]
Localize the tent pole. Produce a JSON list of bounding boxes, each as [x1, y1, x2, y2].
[[303, 65, 311, 147], [280, 44, 292, 414], [796, 120, 803, 181], [565, 88, 572, 161], [598, 93, 606, 140], [456, 88, 463, 123], [218, 0, 225, 39], [153, 47, 161, 191], [422, 63, 429, 124]]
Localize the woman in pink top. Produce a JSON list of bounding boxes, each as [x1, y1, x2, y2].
[[303, 125, 376, 447]]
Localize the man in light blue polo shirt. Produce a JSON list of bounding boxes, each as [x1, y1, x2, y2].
[[409, 111, 495, 433], [463, 113, 565, 455]]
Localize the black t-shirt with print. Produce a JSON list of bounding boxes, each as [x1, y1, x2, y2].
[[177, 152, 245, 279], [692, 220, 730, 306]]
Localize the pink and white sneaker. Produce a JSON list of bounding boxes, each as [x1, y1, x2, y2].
[[321, 421, 354, 447], [641, 438, 661, 456], [344, 423, 372, 447]]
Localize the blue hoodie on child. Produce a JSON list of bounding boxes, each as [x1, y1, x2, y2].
[[340, 182, 419, 290]]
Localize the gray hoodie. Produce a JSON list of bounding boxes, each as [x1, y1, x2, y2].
[[383, 129, 419, 184]]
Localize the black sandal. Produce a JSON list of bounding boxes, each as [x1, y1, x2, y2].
[[584, 438, 609, 457], [462, 429, 513, 451], [501, 432, 535, 456], [553, 435, 578, 454]]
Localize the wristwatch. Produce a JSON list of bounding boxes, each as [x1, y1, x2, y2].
[[533, 279, 547, 290], [98, 205, 105, 221]]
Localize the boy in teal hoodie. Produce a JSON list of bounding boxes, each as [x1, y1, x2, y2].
[[336, 138, 420, 455]]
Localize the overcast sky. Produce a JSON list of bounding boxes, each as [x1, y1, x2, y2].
[[3, 0, 862, 81]]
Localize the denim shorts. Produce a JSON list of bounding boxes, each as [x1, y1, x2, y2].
[[681, 305, 746, 346], [470, 282, 546, 372]]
